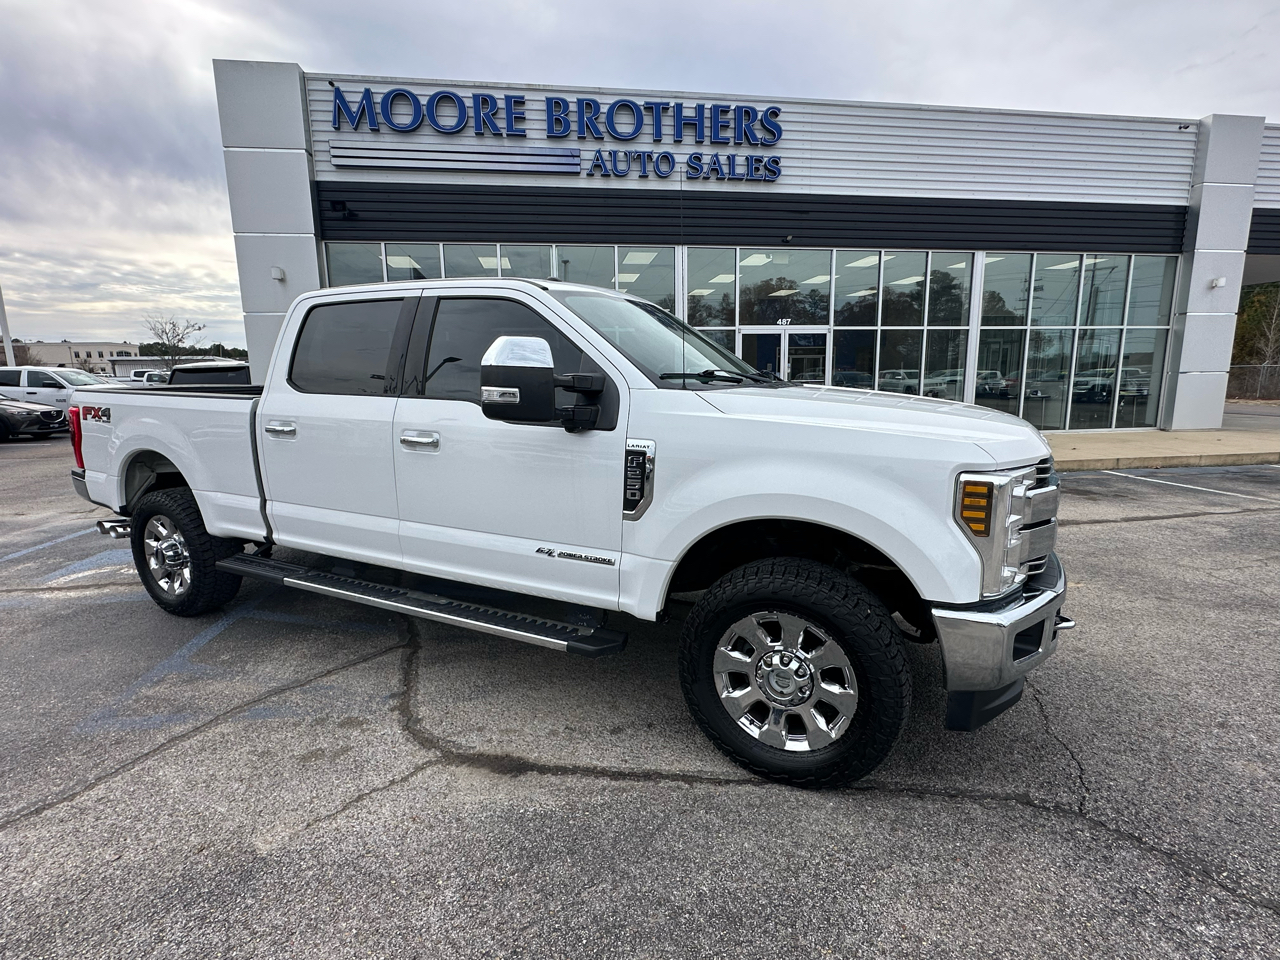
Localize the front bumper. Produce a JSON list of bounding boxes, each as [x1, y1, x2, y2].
[[932, 553, 1071, 728]]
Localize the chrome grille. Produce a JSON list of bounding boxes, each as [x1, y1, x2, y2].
[[1011, 460, 1059, 581], [1033, 457, 1054, 489]]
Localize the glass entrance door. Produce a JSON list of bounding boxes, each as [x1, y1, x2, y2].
[[740, 330, 828, 384]]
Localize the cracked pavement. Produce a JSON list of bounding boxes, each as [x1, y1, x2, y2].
[[1, 438, 1278, 958]]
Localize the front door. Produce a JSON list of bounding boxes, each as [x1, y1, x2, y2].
[[257, 294, 417, 566], [740, 330, 829, 384], [24, 370, 73, 407], [393, 293, 627, 609]]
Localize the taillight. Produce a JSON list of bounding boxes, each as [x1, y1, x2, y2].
[[69, 405, 84, 469]]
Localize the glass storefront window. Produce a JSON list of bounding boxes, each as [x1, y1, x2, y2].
[[1080, 256, 1129, 326], [1114, 328, 1168, 428], [1030, 254, 1080, 326], [699, 329, 735, 353], [558, 246, 615, 288], [443, 244, 499, 278], [619, 247, 676, 311], [832, 329, 875, 389], [326, 243, 383, 286], [502, 245, 552, 279], [922, 330, 968, 400], [385, 243, 441, 281], [1022, 329, 1073, 431], [981, 254, 1032, 326], [881, 252, 927, 326], [834, 251, 880, 326], [927, 254, 972, 326], [878, 328, 923, 395], [687, 248, 736, 327], [788, 332, 827, 383], [741, 332, 782, 376], [738, 249, 830, 326], [974, 329, 1025, 415], [1127, 256, 1177, 325], [1069, 328, 1122, 428]]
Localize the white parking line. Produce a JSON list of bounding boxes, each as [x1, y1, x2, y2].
[[1102, 470, 1280, 503], [0, 527, 96, 563]]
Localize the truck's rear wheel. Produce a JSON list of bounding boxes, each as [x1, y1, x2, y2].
[[679, 558, 910, 787], [130, 488, 243, 617]]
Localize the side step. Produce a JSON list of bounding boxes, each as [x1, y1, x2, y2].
[[215, 553, 627, 657]]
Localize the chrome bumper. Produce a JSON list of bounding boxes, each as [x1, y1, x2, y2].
[[932, 552, 1071, 693]]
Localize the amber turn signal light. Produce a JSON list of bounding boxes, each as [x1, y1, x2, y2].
[[959, 480, 993, 537]]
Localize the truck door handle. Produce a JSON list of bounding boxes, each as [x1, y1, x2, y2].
[[26, 391, 36, 395], [400, 432, 440, 449], [264, 421, 296, 437]]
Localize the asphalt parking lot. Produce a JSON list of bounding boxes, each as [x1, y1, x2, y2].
[[1, 436, 1278, 959]]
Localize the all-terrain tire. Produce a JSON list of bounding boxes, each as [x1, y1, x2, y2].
[[679, 557, 910, 787], [130, 487, 243, 617]]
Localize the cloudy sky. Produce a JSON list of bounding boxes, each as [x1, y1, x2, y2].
[[1, 0, 1277, 348]]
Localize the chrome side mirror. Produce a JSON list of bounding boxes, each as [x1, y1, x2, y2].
[[480, 336, 556, 423]]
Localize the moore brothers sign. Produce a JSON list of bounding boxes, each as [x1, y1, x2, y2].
[[330, 85, 785, 182]]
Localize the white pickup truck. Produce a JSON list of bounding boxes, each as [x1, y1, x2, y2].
[[68, 278, 1070, 786]]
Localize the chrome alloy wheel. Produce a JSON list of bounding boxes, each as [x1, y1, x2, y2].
[[143, 515, 191, 597], [713, 612, 859, 752]]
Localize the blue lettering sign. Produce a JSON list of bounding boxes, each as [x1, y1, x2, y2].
[[425, 91, 468, 133], [586, 149, 610, 176], [605, 99, 644, 141], [504, 95, 527, 137], [546, 96, 571, 137], [643, 101, 670, 141], [332, 86, 378, 131], [673, 103, 705, 143], [734, 106, 760, 145], [654, 151, 676, 177], [577, 98, 604, 139], [379, 88, 423, 132], [760, 107, 783, 145], [710, 104, 732, 144], [685, 152, 704, 178], [473, 93, 501, 135]]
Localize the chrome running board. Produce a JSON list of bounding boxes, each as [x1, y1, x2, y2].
[[216, 553, 626, 657]]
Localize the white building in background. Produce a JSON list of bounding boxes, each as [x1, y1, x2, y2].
[[6, 341, 139, 375], [213, 59, 1280, 431]]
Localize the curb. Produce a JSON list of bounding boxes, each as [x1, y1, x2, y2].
[[1056, 451, 1280, 472]]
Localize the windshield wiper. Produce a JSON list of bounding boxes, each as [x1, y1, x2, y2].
[[659, 369, 745, 384]]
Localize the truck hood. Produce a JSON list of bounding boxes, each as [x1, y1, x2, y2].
[[697, 386, 1051, 466]]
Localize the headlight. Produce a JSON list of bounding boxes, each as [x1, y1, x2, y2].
[[954, 470, 1025, 597]]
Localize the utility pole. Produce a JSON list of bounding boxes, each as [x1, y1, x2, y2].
[[0, 282, 15, 367]]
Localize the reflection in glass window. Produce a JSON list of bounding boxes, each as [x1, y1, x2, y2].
[[834, 251, 880, 326], [1127, 256, 1177, 325], [927, 254, 972, 326], [1080, 256, 1129, 326], [1069, 328, 1122, 428], [558, 246, 615, 288], [788, 333, 827, 383], [832, 330, 875, 389], [443, 244, 499, 278], [738, 249, 831, 326], [1114, 328, 1167, 428], [687, 248, 736, 327], [326, 243, 384, 286], [700, 329, 735, 353], [881, 252, 926, 326], [981, 254, 1032, 326], [385, 244, 441, 281], [619, 247, 676, 312], [1031, 254, 1080, 326], [878, 328, 923, 395], [922, 330, 968, 400], [741, 332, 782, 376], [502, 245, 552, 279], [973, 329, 1025, 415], [1022, 329, 1073, 431]]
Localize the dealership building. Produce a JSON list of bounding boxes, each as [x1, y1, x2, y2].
[[213, 60, 1280, 431]]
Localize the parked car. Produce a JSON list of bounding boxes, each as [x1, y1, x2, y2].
[[921, 368, 964, 399], [69, 278, 1069, 787], [0, 366, 110, 410], [0, 396, 69, 440], [830, 370, 874, 389], [973, 370, 1006, 396], [167, 361, 252, 386], [877, 368, 920, 393]]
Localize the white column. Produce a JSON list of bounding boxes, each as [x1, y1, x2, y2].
[[1161, 114, 1265, 430], [213, 60, 322, 381]]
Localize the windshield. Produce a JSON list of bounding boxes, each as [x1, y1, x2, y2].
[[55, 370, 107, 386], [552, 291, 778, 388]]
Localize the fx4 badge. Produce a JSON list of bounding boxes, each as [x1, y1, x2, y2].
[[81, 406, 111, 423], [535, 546, 615, 566]]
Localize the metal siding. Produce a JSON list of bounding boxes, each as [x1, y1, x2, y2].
[[305, 74, 1199, 205], [1248, 209, 1280, 254], [316, 181, 1187, 253], [1255, 125, 1280, 208]]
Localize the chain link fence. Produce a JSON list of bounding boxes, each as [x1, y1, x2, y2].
[[1227, 365, 1280, 400]]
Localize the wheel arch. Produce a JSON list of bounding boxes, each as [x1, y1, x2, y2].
[[120, 450, 191, 515]]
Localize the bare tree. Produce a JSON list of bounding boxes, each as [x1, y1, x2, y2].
[[0, 342, 35, 366], [142, 315, 206, 371], [1251, 285, 1280, 366]]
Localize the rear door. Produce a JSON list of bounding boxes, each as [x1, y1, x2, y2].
[[392, 293, 628, 608], [0, 369, 20, 401], [257, 293, 418, 566]]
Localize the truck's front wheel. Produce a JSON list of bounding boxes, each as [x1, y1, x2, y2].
[[679, 558, 910, 787], [130, 488, 243, 617]]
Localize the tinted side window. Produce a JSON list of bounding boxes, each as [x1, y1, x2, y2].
[[290, 299, 403, 395], [422, 298, 588, 402], [170, 367, 251, 385], [31, 372, 63, 388], [0, 370, 19, 386]]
